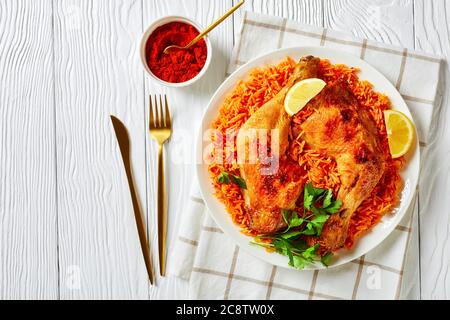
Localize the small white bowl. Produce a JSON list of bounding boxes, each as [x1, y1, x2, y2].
[[140, 16, 212, 88]]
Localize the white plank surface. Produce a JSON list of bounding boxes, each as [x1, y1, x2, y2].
[[142, 0, 234, 299], [414, 0, 450, 300], [234, 0, 324, 27], [324, 0, 414, 46], [0, 0, 449, 299], [0, 0, 58, 299], [53, 0, 148, 299]]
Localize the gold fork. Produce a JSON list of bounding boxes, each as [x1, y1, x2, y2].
[[149, 95, 172, 277]]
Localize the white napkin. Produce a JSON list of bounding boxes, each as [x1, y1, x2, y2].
[[170, 11, 442, 300]]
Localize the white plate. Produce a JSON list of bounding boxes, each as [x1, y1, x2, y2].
[[195, 46, 420, 270]]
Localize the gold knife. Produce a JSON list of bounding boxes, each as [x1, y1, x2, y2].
[[111, 115, 154, 284]]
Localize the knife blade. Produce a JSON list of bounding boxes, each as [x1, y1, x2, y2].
[[110, 115, 154, 284]]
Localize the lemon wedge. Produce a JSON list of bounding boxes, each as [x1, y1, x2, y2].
[[384, 110, 415, 158], [284, 78, 326, 116]]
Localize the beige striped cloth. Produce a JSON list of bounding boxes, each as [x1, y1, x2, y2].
[[169, 12, 442, 299]]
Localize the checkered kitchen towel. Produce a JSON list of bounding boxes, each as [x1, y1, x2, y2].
[[169, 12, 443, 299]]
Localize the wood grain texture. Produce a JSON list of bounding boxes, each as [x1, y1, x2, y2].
[[414, 0, 450, 299], [53, 0, 148, 299], [0, 0, 58, 299], [235, 0, 323, 26], [142, 0, 234, 299], [324, 0, 414, 47], [323, 0, 420, 299], [233, 0, 323, 34]]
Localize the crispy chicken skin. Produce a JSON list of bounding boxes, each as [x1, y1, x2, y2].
[[237, 56, 320, 234], [301, 80, 386, 251]]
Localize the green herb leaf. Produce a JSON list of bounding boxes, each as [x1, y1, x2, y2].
[[280, 230, 303, 239], [322, 189, 333, 208], [305, 182, 326, 197], [286, 246, 294, 265], [310, 205, 320, 215], [218, 171, 247, 189], [309, 213, 329, 236], [304, 193, 314, 211], [324, 199, 342, 214], [288, 238, 310, 252], [321, 252, 334, 267], [291, 255, 309, 269], [304, 182, 342, 217], [281, 209, 293, 225], [291, 243, 320, 269], [302, 243, 320, 259], [232, 175, 247, 189], [218, 172, 231, 184], [281, 209, 304, 232], [300, 228, 316, 236]]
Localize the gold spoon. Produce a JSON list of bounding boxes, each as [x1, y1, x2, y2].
[[163, 0, 245, 54]]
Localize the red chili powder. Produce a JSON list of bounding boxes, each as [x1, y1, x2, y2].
[[146, 21, 208, 83]]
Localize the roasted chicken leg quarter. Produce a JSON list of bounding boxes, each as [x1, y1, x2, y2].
[[237, 56, 320, 234], [301, 80, 386, 251]]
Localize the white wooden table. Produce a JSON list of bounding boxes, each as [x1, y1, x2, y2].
[[0, 0, 448, 300]]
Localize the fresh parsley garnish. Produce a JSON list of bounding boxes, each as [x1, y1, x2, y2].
[[321, 252, 334, 267], [218, 171, 247, 189], [252, 183, 342, 269], [304, 182, 342, 215], [281, 210, 330, 238], [232, 175, 247, 189], [218, 172, 231, 184], [253, 236, 321, 269], [281, 209, 304, 231]]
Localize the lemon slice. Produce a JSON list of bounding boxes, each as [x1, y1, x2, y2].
[[384, 110, 415, 158], [284, 78, 326, 116]]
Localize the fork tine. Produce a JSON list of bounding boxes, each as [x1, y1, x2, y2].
[[155, 95, 161, 127], [164, 95, 171, 128], [159, 95, 165, 127], [149, 95, 154, 129]]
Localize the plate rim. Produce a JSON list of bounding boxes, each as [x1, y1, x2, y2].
[[195, 46, 420, 271]]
